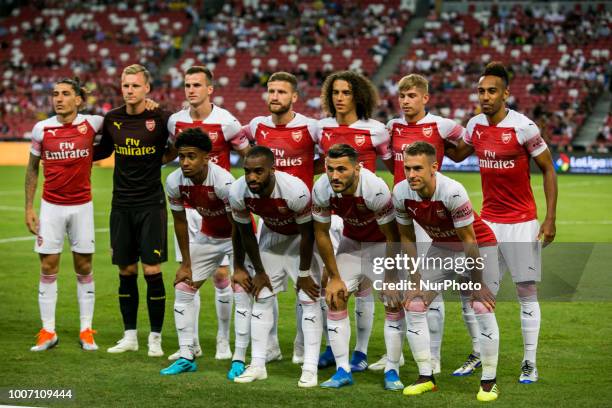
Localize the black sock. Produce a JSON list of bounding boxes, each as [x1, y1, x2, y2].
[[145, 272, 166, 333], [119, 274, 138, 330]]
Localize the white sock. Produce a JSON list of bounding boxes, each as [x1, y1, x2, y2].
[[193, 290, 201, 347], [124, 329, 137, 341], [406, 311, 432, 376], [475, 311, 499, 381], [251, 295, 275, 368], [384, 310, 406, 373], [39, 273, 58, 332], [354, 290, 374, 354], [174, 283, 197, 360], [320, 295, 330, 346], [76, 272, 95, 331], [295, 300, 304, 348], [299, 291, 322, 373], [269, 295, 279, 346], [427, 294, 444, 361], [520, 296, 541, 363], [461, 295, 481, 356], [233, 287, 252, 362], [327, 309, 350, 372], [215, 281, 233, 341]]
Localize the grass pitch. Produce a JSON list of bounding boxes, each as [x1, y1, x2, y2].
[[0, 165, 611, 407]]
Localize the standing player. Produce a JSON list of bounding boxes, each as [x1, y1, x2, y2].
[[25, 78, 102, 351], [167, 65, 249, 361], [381, 74, 467, 375], [241, 71, 324, 366], [395, 142, 500, 402], [95, 64, 174, 357], [229, 146, 323, 388], [317, 71, 393, 371], [447, 61, 558, 383], [313, 144, 404, 390], [160, 128, 236, 375]]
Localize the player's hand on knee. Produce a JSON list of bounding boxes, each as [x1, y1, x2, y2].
[[297, 276, 320, 301], [25, 208, 39, 235], [380, 287, 403, 310], [174, 264, 193, 287], [403, 289, 428, 311], [470, 284, 496, 312], [325, 277, 348, 310], [232, 266, 253, 293], [252, 272, 273, 300]]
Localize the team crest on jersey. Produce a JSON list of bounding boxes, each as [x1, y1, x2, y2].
[[37, 235, 43, 247], [291, 130, 303, 143], [208, 131, 218, 142], [145, 119, 156, 132], [355, 134, 366, 146], [278, 206, 289, 215], [501, 132, 512, 144], [422, 126, 433, 138], [436, 209, 447, 219], [77, 123, 88, 135]]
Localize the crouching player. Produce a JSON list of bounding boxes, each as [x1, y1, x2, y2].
[[312, 144, 405, 390], [160, 128, 236, 375], [394, 142, 500, 401], [229, 146, 323, 387]]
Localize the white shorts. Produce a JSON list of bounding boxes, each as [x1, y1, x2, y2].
[[484, 219, 542, 283], [329, 214, 344, 254], [248, 223, 322, 296], [421, 245, 501, 295], [335, 236, 391, 293], [174, 207, 203, 262], [35, 199, 95, 254], [190, 236, 233, 282]]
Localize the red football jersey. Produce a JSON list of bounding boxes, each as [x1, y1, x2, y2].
[[387, 113, 465, 185], [465, 110, 547, 223], [245, 113, 319, 190], [30, 114, 103, 205], [317, 117, 391, 172], [168, 105, 247, 170]]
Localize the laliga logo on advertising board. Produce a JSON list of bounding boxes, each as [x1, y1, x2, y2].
[[554, 153, 570, 173]]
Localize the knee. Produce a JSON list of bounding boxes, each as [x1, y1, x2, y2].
[[516, 281, 537, 300], [74, 256, 92, 276], [40, 257, 59, 275], [298, 290, 318, 305], [472, 301, 491, 315], [326, 297, 347, 312], [214, 273, 231, 290], [119, 264, 138, 276], [142, 263, 161, 275], [214, 266, 230, 281], [406, 298, 427, 313]]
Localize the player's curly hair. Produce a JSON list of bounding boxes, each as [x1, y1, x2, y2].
[[320, 70, 379, 120], [246, 145, 275, 167], [174, 127, 212, 152]]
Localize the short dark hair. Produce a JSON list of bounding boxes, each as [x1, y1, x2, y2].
[[403, 141, 436, 161], [185, 65, 214, 85], [56, 77, 86, 100], [174, 127, 212, 152], [482, 61, 509, 88], [245, 145, 275, 166], [267, 71, 298, 91], [321, 70, 378, 120], [327, 143, 358, 164]]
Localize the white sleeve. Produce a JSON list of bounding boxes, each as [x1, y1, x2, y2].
[[464, 118, 476, 146], [165, 171, 184, 212], [392, 184, 413, 226], [366, 177, 395, 225], [167, 114, 178, 142], [438, 117, 466, 146], [229, 179, 252, 224], [87, 115, 104, 133], [446, 183, 474, 229], [223, 116, 249, 150], [286, 182, 312, 224], [312, 179, 332, 223], [372, 124, 392, 160], [307, 119, 320, 143], [517, 119, 547, 157], [30, 122, 44, 156]]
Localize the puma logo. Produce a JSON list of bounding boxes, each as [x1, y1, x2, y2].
[[47, 129, 58, 136], [260, 131, 269, 139], [153, 249, 162, 257], [324, 132, 332, 140], [327, 327, 339, 333], [475, 130, 483, 139], [237, 310, 248, 317], [481, 332, 493, 340], [217, 299, 230, 304], [395, 128, 402, 135], [388, 324, 402, 330], [252, 313, 262, 319], [113, 121, 122, 130], [407, 329, 421, 335], [407, 207, 417, 216], [174, 308, 185, 315], [305, 316, 316, 323]]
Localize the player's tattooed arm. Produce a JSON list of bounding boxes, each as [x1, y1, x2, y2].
[[172, 209, 193, 286], [314, 220, 347, 309], [24, 153, 40, 235], [455, 224, 495, 311], [382, 157, 395, 173], [235, 221, 271, 299], [230, 216, 253, 293], [445, 139, 474, 162], [296, 221, 319, 300], [161, 142, 178, 164], [533, 149, 557, 246]]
